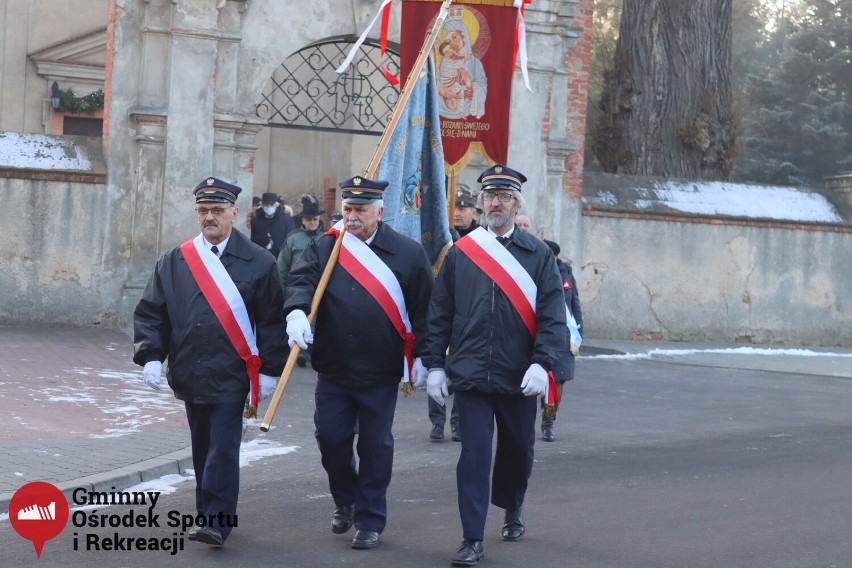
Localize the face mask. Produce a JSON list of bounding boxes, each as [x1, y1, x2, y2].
[[262, 206, 276, 216]]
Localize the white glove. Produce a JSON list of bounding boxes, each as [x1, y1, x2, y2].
[[410, 358, 427, 389], [286, 309, 313, 350], [143, 360, 162, 391], [427, 368, 449, 406], [520, 363, 548, 397], [259, 373, 277, 401]]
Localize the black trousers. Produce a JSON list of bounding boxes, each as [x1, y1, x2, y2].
[[184, 399, 244, 539], [455, 390, 537, 540], [314, 378, 398, 533]]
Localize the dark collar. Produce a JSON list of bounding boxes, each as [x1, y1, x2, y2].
[[506, 227, 539, 253], [219, 229, 255, 261], [364, 222, 399, 254]]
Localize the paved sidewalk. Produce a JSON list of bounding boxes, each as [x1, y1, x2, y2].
[[1, 326, 849, 513], [0, 326, 191, 510]]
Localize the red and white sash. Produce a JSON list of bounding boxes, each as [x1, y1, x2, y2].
[[327, 221, 415, 379], [454, 227, 538, 336], [180, 235, 262, 406]]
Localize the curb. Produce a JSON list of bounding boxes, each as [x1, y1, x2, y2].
[[1, 447, 193, 514]]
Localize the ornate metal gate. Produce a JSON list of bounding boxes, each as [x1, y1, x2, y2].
[[254, 36, 401, 136]]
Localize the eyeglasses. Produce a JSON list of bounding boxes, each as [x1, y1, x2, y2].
[[196, 206, 232, 217], [482, 191, 515, 203]]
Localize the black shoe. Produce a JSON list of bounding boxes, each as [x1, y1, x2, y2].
[[331, 505, 355, 534], [451, 539, 484, 566], [501, 507, 525, 541], [451, 428, 461, 442], [542, 425, 555, 442], [430, 424, 444, 440], [194, 526, 224, 546], [351, 529, 380, 549], [187, 526, 200, 541]]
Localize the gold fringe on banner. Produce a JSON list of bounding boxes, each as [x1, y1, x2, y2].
[[444, 141, 497, 177]]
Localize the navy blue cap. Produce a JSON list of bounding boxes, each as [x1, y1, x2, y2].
[[477, 164, 527, 192], [339, 176, 389, 204], [193, 177, 242, 204]]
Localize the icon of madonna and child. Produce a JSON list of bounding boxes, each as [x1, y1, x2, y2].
[[433, 7, 490, 120]]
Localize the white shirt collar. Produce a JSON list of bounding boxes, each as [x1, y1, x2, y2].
[[202, 235, 230, 255], [487, 225, 515, 240]]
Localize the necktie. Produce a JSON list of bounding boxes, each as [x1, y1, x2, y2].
[[496, 236, 509, 247], [211, 245, 220, 257]]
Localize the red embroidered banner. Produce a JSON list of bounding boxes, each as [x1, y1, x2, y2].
[[401, 0, 519, 175]]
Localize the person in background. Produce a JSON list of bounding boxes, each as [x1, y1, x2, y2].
[[453, 186, 481, 238], [133, 177, 286, 546], [425, 187, 482, 442], [515, 214, 533, 233], [251, 192, 294, 259], [246, 195, 261, 230], [278, 193, 325, 368], [284, 176, 433, 551], [424, 164, 566, 567], [279, 194, 325, 287], [541, 239, 583, 442]]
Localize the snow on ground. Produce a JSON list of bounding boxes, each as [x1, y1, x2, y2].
[[585, 347, 852, 361]]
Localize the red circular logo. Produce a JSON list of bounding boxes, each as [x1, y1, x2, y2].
[[8, 481, 70, 558]]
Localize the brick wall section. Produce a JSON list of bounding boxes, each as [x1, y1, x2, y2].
[[563, 0, 594, 201]]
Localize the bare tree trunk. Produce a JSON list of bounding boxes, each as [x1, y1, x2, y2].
[[592, 0, 734, 179]]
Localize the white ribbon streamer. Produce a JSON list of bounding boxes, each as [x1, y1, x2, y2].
[[514, 0, 532, 92], [335, 0, 394, 75]]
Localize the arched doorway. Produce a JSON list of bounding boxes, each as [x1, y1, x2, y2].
[[251, 36, 401, 219]]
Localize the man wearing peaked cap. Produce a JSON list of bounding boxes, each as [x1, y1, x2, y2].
[[283, 174, 433, 550], [452, 186, 481, 239], [133, 176, 286, 546], [423, 163, 566, 566]]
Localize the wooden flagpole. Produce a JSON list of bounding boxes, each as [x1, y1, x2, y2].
[[260, 0, 455, 432]]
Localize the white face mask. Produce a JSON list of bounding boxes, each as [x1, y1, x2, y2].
[[262, 206, 276, 216]]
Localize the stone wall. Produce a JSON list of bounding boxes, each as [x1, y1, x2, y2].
[[579, 174, 852, 346]]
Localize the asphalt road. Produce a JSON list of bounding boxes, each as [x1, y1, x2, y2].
[[3, 353, 852, 568]]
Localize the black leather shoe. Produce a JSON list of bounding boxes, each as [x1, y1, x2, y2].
[[451, 539, 484, 566], [501, 507, 525, 541], [331, 505, 355, 534], [542, 425, 555, 442], [187, 526, 200, 541], [430, 424, 444, 440], [194, 526, 224, 546], [351, 529, 380, 549]]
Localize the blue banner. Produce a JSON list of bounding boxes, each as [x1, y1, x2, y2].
[[378, 57, 451, 268]]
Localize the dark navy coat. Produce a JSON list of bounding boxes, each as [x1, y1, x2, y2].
[[423, 228, 567, 393], [552, 257, 583, 383], [133, 229, 287, 403], [283, 222, 433, 387]]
